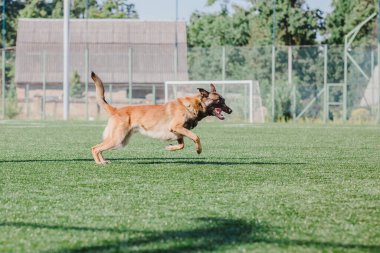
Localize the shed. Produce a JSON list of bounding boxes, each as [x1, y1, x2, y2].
[[15, 18, 188, 88]]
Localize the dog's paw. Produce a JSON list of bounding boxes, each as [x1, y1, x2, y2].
[[166, 144, 184, 151], [165, 145, 174, 151], [96, 160, 110, 165], [195, 141, 202, 154]]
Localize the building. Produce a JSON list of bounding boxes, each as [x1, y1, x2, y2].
[[15, 18, 188, 119]]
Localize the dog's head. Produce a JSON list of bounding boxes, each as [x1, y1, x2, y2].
[[197, 84, 232, 120]]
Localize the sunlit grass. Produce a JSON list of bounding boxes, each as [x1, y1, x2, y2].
[[0, 121, 379, 252]]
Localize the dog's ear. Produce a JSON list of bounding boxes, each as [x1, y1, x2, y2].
[[197, 88, 209, 97], [210, 83, 216, 93]]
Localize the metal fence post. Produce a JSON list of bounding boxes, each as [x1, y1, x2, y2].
[[289, 46, 295, 121], [249, 80, 253, 123], [174, 47, 178, 79], [343, 39, 348, 121], [109, 84, 113, 104], [271, 45, 276, 122], [152, 85, 156, 105], [324, 45, 328, 123], [84, 47, 89, 120], [128, 47, 133, 103], [222, 46, 226, 96], [378, 42, 380, 123], [2, 49, 5, 119], [25, 84, 30, 119], [371, 49, 374, 116], [63, 0, 70, 120], [42, 50, 46, 120], [40, 96, 43, 120], [377, 2, 380, 124], [173, 47, 178, 98], [244, 84, 248, 121]]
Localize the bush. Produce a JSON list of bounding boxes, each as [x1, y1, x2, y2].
[[351, 108, 371, 123], [5, 82, 19, 119], [70, 70, 83, 99]]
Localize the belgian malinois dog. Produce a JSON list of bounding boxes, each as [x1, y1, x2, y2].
[[90, 72, 232, 164]]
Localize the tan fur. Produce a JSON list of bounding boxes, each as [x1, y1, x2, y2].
[[90, 72, 207, 164]]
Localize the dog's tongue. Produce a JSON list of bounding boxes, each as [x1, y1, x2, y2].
[[214, 108, 224, 120]]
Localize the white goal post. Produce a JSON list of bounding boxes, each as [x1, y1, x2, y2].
[[164, 80, 264, 123]]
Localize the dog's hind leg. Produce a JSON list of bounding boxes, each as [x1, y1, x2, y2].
[[91, 143, 103, 164], [92, 139, 117, 164], [165, 137, 184, 151], [92, 123, 130, 164]]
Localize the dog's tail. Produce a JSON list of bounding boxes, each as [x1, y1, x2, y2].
[[91, 72, 116, 115]]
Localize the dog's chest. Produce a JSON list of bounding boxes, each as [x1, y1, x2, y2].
[[137, 128, 178, 141], [183, 119, 198, 129]]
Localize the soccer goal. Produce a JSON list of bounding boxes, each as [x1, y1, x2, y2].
[[164, 80, 264, 123]]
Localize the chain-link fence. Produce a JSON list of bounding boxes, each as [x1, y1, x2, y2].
[[1, 44, 379, 123]]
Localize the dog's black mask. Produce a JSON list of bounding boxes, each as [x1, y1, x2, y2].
[[197, 84, 233, 120]]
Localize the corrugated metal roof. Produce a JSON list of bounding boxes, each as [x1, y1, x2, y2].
[[15, 19, 188, 85]]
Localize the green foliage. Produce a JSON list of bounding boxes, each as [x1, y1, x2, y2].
[[194, 0, 324, 47], [18, 0, 138, 19], [89, 0, 138, 19], [19, 0, 45, 18], [70, 70, 83, 99], [249, 0, 324, 46], [187, 7, 252, 47], [70, 0, 97, 18], [324, 0, 376, 45], [51, 0, 63, 18], [3, 0, 138, 47], [5, 82, 19, 119], [0, 0, 25, 47]]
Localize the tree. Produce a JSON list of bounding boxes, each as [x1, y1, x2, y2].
[[324, 0, 376, 45], [89, 0, 138, 19], [52, 1, 63, 18], [0, 0, 25, 47], [71, 0, 97, 18], [19, 0, 53, 18], [2, 0, 138, 47], [248, 0, 324, 46], [188, 6, 251, 47], [197, 0, 324, 46]]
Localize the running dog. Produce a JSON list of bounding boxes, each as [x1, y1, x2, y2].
[[90, 72, 232, 164]]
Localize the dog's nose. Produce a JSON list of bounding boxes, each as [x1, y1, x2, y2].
[[227, 108, 232, 114]]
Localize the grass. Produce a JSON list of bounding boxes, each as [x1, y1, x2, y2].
[[0, 121, 379, 253]]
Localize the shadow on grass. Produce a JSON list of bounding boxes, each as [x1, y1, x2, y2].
[[1, 218, 378, 252], [0, 157, 305, 166]]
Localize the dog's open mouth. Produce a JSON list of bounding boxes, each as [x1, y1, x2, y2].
[[213, 108, 225, 120]]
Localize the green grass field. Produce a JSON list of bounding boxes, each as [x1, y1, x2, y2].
[[0, 121, 379, 253]]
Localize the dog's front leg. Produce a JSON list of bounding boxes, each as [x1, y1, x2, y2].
[[166, 137, 185, 151], [170, 126, 202, 154]]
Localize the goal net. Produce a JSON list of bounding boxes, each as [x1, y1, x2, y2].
[[164, 80, 264, 123]]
